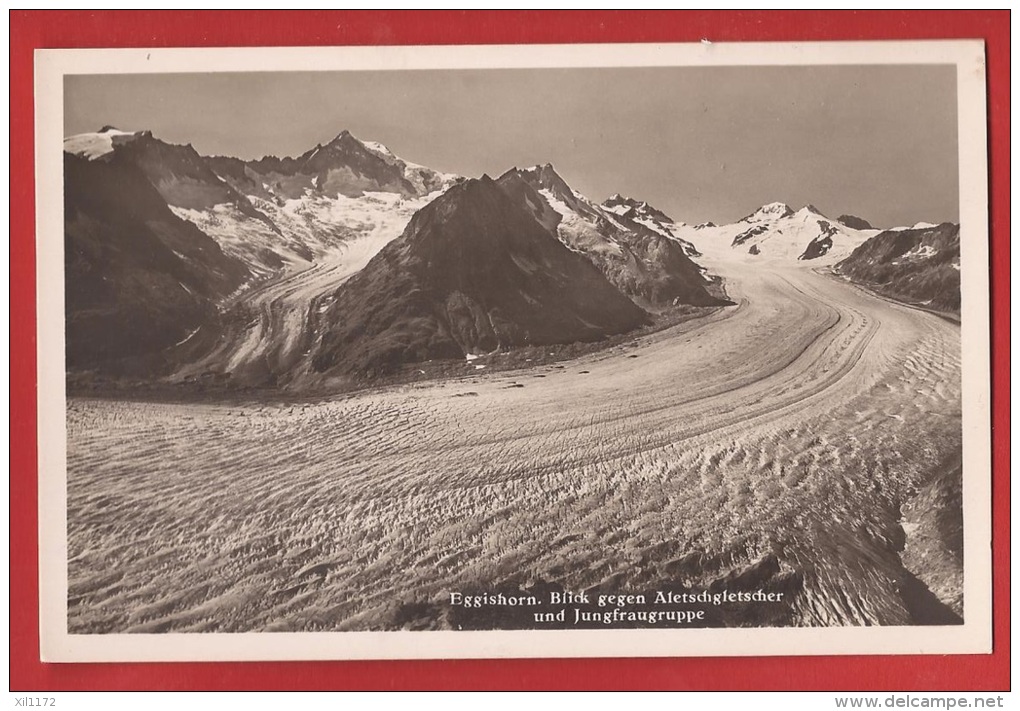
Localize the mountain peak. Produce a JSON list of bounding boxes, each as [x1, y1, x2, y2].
[[325, 129, 370, 151], [515, 163, 573, 197], [312, 169, 650, 375], [602, 193, 652, 210], [603, 193, 636, 207], [521, 162, 561, 177], [598, 194, 685, 233], [761, 201, 792, 214], [743, 202, 794, 222], [796, 204, 828, 219], [64, 127, 146, 161], [291, 130, 458, 198]]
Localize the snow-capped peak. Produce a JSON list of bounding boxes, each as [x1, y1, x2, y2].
[[744, 202, 794, 222], [719, 199, 881, 264], [328, 130, 396, 160], [323, 130, 394, 159], [64, 128, 145, 161], [513, 163, 576, 200], [520, 163, 568, 181], [601, 193, 638, 217], [308, 131, 458, 195], [603, 193, 640, 209], [799, 204, 825, 216], [793, 204, 828, 221], [601, 194, 678, 227]]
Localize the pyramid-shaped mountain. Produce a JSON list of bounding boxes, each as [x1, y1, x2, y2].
[[311, 176, 651, 376], [208, 130, 459, 202]]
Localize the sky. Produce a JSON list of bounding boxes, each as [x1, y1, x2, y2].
[[65, 65, 959, 227]]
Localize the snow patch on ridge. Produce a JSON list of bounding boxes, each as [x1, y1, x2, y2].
[[539, 188, 624, 258], [357, 136, 459, 193], [64, 129, 142, 161]]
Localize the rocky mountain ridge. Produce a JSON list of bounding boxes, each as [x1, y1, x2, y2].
[[63, 128, 724, 384]]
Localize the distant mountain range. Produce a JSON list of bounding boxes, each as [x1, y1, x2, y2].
[[698, 201, 882, 262], [62, 126, 959, 384], [671, 204, 960, 316], [63, 127, 723, 382], [675, 200, 951, 267]]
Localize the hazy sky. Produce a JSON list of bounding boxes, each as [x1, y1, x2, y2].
[[65, 65, 959, 227]]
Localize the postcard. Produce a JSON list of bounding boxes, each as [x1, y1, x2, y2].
[[35, 40, 991, 661]]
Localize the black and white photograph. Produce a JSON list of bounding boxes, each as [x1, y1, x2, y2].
[[35, 41, 991, 661]]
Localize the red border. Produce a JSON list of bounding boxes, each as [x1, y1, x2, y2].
[[10, 10, 1010, 691]]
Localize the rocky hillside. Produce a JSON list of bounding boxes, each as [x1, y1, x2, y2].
[[63, 151, 249, 371], [834, 223, 961, 314], [496, 165, 722, 307], [311, 176, 651, 377]]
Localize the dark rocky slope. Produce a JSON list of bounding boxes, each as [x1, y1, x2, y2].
[[112, 130, 279, 231], [496, 166, 722, 307], [64, 153, 249, 371], [834, 223, 961, 314], [312, 176, 651, 377]]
